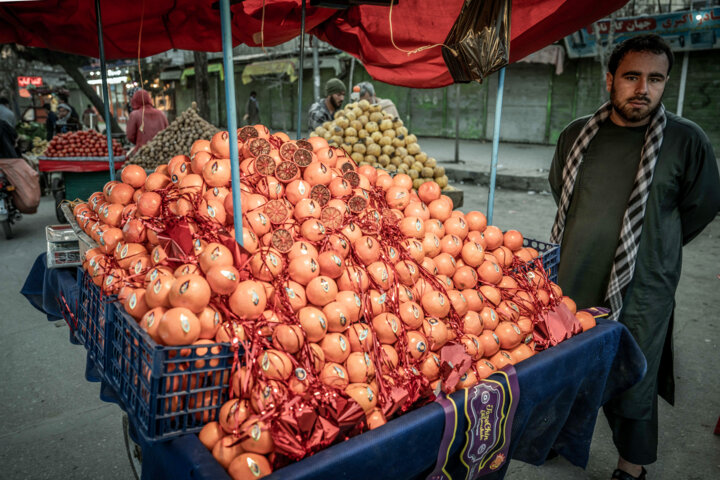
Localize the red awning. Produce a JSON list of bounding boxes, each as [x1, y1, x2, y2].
[[0, 0, 628, 88]]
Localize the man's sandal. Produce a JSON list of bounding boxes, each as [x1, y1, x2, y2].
[[611, 466, 647, 480]]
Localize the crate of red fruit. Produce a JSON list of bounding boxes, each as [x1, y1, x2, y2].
[[39, 130, 125, 172], [106, 301, 234, 444]]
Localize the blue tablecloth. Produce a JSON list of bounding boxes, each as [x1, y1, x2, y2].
[[24, 253, 647, 480]]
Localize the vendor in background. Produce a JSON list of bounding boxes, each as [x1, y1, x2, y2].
[[55, 104, 80, 135], [308, 78, 346, 133], [356, 81, 400, 119], [43, 104, 57, 141], [548, 34, 720, 480], [0, 97, 16, 128], [243, 91, 261, 126], [56, 92, 79, 125], [126, 89, 169, 150]]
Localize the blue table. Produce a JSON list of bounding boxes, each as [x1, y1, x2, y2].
[[23, 254, 646, 480]]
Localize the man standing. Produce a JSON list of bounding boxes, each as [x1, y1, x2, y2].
[[308, 78, 346, 133], [0, 97, 16, 128], [43, 104, 58, 141], [549, 34, 719, 480], [243, 91, 261, 126], [356, 81, 400, 119]]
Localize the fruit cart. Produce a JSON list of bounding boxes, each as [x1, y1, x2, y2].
[[22, 245, 646, 480], [38, 154, 125, 222]]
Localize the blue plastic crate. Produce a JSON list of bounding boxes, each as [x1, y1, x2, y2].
[[74, 269, 110, 377], [106, 302, 234, 444], [522, 238, 560, 284]]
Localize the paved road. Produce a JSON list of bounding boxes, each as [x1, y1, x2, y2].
[[1, 188, 718, 479]]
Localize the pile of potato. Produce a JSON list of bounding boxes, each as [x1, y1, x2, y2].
[[311, 100, 453, 191], [126, 107, 219, 169]]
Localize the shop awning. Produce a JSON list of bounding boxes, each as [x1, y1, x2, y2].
[[181, 63, 224, 82], [241, 59, 298, 84], [0, 0, 630, 88]]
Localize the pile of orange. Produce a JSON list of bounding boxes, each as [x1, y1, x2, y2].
[[71, 124, 594, 480]]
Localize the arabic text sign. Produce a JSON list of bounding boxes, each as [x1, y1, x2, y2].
[[17, 76, 43, 87], [566, 8, 720, 58]]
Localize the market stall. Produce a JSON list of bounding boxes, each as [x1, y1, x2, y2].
[[23, 253, 646, 480], [9, 1, 642, 479]]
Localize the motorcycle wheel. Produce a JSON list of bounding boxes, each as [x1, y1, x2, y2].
[[1, 219, 12, 240]]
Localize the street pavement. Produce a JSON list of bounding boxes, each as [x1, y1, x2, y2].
[[1, 178, 718, 479]]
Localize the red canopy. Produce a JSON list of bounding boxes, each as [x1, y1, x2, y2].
[[0, 0, 627, 88]]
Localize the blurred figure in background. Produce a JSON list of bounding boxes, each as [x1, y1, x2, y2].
[[43, 104, 57, 141], [55, 104, 80, 135], [243, 91, 261, 126], [56, 92, 79, 125], [126, 89, 169, 150], [356, 81, 399, 119], [0, 97, 16, 128], [308, 78, 346, 133]]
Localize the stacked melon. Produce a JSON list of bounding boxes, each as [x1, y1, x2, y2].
[[310, 100, 453, 192]]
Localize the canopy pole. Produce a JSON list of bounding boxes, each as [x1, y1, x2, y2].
[[95, 0, 115, 181], [453, 83, 461, 163], [219, 0, 243, 246], [312, 36, 320, 101], [296, 0, 306, 139], [487, 67, 505, 225]]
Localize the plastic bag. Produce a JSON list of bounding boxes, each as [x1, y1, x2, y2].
[[0, 158, 41, 214], [441, 0, 510, 83]]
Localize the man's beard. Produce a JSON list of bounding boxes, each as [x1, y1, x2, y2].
[[610, 86, 661, 124], [330, 97, 342, 110]]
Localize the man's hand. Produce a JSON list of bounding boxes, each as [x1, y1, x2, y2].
[[243, 114, 249, 121]]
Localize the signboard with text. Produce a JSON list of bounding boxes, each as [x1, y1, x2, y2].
[[565, 7, 720, 58], [17, 76, 43, 87]]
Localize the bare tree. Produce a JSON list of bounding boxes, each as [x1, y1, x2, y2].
[[193, 51, 210, 121]]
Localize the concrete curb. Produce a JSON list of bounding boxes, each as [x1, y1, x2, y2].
[[444, 167, 551, 192]]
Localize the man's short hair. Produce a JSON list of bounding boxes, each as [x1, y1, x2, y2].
[[608, 34, 674, 75], [250, 91, 257, 96], [357, 81, 375, 98], [0, 97, 9, 106]]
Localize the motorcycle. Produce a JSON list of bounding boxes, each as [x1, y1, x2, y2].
[[0, 169, 22, 239]]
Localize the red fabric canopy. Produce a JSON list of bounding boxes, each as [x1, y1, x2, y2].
[[0, 0, 627, 88]]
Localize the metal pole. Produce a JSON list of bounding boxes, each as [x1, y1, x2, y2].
[[219, 0, 243, 246], [676, 51, 689, 117], [296, 0, 306, 139], [95, 0, 115, 181], [487, 68, 505, 225], [453, 83, 461, 163], [312, 36, 320, 101]]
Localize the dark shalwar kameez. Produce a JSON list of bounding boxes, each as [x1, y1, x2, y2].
[[549, 112, 720, 464]]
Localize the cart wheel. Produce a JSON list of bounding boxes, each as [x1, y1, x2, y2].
[[122, 413, 143, 480]]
